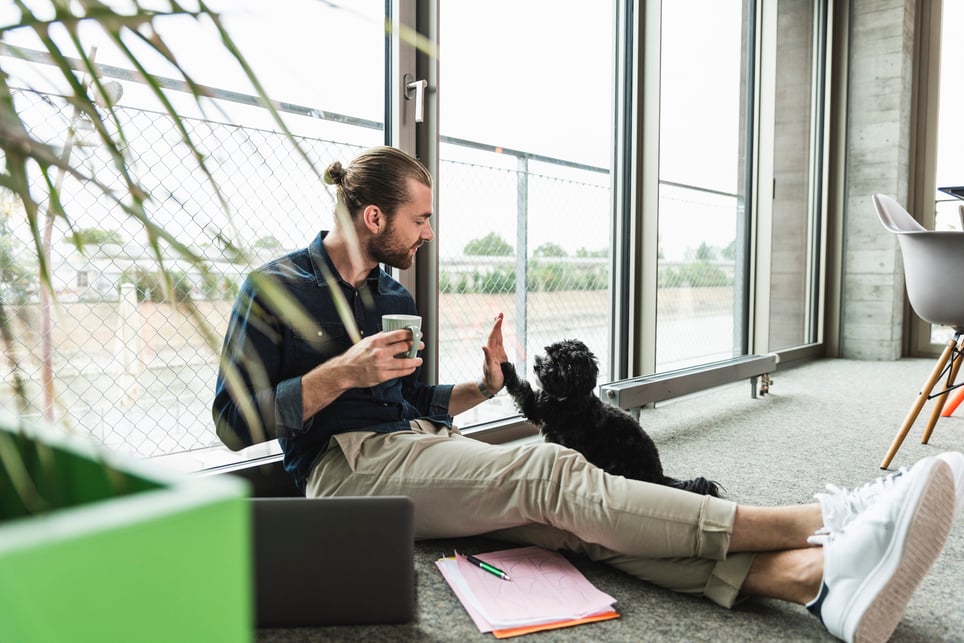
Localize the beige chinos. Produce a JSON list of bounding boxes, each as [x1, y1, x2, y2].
[[305, 420, 755, 608]]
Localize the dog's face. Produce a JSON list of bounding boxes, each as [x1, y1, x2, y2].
[[533, 339, 599, 398]]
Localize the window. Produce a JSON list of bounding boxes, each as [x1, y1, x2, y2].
[[765, 0, 825, 351], [934, 2, 964, 233], [2, 1, 386, 463], [437, 0, 617, 427], [655, 0, 752, 370], [911, 1, 961, 350], [927, 0, 964, 347], [1, 0, 833, 467]]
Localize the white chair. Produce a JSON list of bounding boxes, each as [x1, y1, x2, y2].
[[874, 193, 964, 469]]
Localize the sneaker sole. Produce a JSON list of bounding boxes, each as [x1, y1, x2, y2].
[[850, 461, 954, 643]]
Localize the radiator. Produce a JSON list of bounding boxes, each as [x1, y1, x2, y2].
[[598, 353, 778, 414]]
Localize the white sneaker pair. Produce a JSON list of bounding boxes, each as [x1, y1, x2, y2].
[[809, 451, 964, 546], [806, 454, 957, 642]]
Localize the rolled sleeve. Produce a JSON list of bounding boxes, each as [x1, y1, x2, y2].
[[429, 384, 455, 417], [276, 376, 310, 435]]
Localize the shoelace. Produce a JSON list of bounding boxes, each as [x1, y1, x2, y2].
[[808, 466, 911, 546]]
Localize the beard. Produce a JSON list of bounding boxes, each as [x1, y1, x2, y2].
[[368, 220, 419, 270]]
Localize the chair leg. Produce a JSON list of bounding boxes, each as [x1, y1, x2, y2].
[[922, 335, 964, 443], [880, 337, 957, 469]]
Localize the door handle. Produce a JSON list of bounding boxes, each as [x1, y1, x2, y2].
[[404, 73, 428, 123]]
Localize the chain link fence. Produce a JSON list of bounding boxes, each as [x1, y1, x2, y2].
[[1, 54, 740, 458], [1, 79, 361, 457], [1, 64, 620, 457], [436, 149, 612, 398]]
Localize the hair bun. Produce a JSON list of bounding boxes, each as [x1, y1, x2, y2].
[[324, 161, 347, 186]]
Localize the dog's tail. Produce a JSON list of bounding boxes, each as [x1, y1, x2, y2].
[[664, 476, 725, 498]]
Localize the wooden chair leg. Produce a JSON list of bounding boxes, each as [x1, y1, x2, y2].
[[922, 335, 964, 443], [880, 338, 957, 469]]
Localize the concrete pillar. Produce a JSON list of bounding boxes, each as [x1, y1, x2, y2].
[[840, 0, 917, 359]]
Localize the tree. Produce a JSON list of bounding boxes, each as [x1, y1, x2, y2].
[[0, 197, 37, 305], [695, 242, 716, 262], [67, 227, 125, 248], [533, 242, 567, 257], [722, 239, 737, 260], [464, 232, 513, 256], [576, 247, 608, 258], [253, 235, 284, 253]]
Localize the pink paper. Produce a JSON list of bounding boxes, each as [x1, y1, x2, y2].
[[436, 546, 616, 631]]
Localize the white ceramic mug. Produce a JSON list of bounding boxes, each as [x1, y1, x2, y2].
[[381, 314, 422, 359]]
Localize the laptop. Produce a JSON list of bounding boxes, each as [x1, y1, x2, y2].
[[939, 186, 964, 200], [251, 496, 415, 627]]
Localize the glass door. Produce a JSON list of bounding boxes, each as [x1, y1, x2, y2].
[[766, 0, 825, 352], [655, 0, 753, 370], [436, 0, 618, 427]]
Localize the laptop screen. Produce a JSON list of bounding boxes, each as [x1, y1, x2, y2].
[[938, 186, 964, 201]]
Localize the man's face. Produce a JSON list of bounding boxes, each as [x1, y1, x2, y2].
[[368, 178, 434, 270]]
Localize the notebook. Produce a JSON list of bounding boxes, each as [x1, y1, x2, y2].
[[251, 496, 415, 627], [436, 546, 619, 637]]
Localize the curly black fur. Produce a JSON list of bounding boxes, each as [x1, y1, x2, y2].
[[501, 339, 723, 497]]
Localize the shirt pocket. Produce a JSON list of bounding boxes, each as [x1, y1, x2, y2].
[[288, 321, 350, 367]]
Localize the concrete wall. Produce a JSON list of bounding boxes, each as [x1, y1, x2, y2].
[[840, 0, 917, 359]]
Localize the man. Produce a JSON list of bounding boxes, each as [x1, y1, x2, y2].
[[214, 146, 960, 642]]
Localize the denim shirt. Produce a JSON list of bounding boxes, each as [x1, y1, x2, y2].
[[213, 231, 453, 491]]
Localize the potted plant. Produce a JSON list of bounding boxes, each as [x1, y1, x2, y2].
[[0, 411, 252, 641]]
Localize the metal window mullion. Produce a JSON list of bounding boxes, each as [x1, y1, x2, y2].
[[752, 0, 775, 355], [610, 0, 638, 380], [636, 0, 660, 378], [389, 0, 418, 154], [806, 0, 829, 346], [516, 155, 529, 376], [414, 0, 440, 384], [734, 0, 758, 357]]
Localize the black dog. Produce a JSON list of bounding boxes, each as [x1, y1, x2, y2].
[[500, 339, 723, 497]]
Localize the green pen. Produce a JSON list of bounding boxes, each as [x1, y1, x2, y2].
[[466, 554, 512, 581]]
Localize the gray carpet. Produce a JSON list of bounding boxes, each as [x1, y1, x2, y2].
[[258, 358, 964, 642]]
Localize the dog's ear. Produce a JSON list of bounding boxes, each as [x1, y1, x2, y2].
[[561, 341, 598, 395], [568, 358, 598, 395]]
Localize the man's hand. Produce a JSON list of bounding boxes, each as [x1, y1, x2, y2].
[[337, 329, 424, 387], [480, 312, 508, 393], [301, 329, 423, 419]]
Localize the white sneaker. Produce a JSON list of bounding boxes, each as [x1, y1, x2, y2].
[[806, 456, 954, 642], [935, 451, 964, 519], [809, 450, 964, 545], [810, 467, 910, 545]]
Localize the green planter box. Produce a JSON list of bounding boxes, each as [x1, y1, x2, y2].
[[0, 416, 252, 642]]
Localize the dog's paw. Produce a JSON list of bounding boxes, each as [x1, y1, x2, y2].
[[666, 476, 726, 498], [500, 361, 520, 390]]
